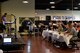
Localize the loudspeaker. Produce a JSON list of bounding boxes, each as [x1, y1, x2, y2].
[[46, 16, 51, 20]]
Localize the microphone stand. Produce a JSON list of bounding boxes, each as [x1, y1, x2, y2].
[[11, 14, 17, 39], [14, 17, 17, 39], [11, 14, 17, 40]]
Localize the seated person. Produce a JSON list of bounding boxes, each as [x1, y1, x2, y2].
[[57, 22, 63, 33], [64, 22, 78, 37], [48, 21, 53, 30], [62, 23, 68, 31], [77, 25, 80, 38], [50, 26, 54, 31], [38, 23, 45, 33], [77, 25, 80, 32]]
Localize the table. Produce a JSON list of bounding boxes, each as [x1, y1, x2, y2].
[[59, 33, 72, 46], [0, 37, 26, 52], [42, 30, 73, 46]]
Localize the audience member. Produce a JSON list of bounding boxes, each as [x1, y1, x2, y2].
[[64, 22, 77, 37]]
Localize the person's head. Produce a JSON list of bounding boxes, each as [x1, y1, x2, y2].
[[68, 23, 73, 29], [4, 13, 7, 15], [50, 26, 54, 30], [2, 13, 7, 17], [4, 13, 7, 16]]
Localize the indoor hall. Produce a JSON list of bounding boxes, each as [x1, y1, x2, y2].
[[4, 35, 80, 53], [0, 0, 80, 53]]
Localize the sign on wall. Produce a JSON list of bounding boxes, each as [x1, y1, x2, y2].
[[53, 16, 61, 20], [52, 16, 75, 21]]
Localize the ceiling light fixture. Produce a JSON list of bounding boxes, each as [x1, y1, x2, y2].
[[66, 8, 70, 10], [51, 6, 55, 8], [23, 0, 28, 3], [74, 7, 78, 9], [46, 8, 50, 10], [50, 2, 55, 4], [78, 3, 80, 5]]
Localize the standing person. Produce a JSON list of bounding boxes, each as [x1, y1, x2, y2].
[[1, 13, 7, 25], [1, 13, 7, 35]]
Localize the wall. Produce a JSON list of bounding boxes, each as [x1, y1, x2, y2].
[[1, 0, 35, 31], [35, 10, 80, 21], [0, 2, 1, 22]]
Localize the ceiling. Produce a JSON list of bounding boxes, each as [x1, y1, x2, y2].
[[35, 0, 80, 10], [0, 0, 8, 2], [1, 0, 80, 10]]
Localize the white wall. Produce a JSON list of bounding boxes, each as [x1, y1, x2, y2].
[[1, 0, 35, 17], [35, 10, 80, 21], [1, 0, 35, 31]]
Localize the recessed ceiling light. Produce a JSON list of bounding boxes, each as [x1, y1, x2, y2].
[[74, 7, 78, 9], [50, 2, 55, 4], [46, 8, 50, 10], [66, 8, 70, 10], [78, 3, 80, 5], [51, 6, 55, 8], [23, 0, 28, 3]]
